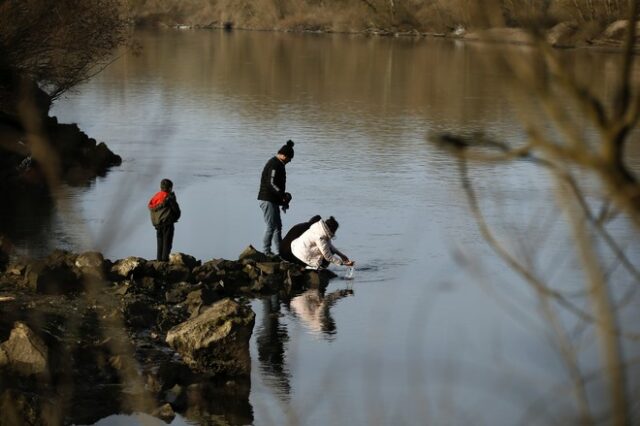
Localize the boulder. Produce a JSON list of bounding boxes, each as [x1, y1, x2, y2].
[[255, 262, 280, 275], [238, 245, 269, 263], [0, 322, 48, 376], [169, 253, 201, 270], [75, 251, 106, 274], [165, 282, 197, 304], [24, 258, 81, 294], [152, 403, 176, 423], [121, 294, 158, 328], [166, 299, 255, 376], [185, 288, 219, 318], [111, 257, 146, 279]]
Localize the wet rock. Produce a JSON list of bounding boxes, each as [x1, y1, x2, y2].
[[192, 259, 225, 284], [164, 384, 186, 409], [156, 304, 188, 333], [305, 269, 337, 288], [121, 294, 158, 328], [185, 288, 219, 318], [24, 258, 81, 295], [256, 262, 279, 275], [238, 245, 269, 263], [0, 322, 48, 376], [111, 257, 146, 280], [165, 282, 196, 304], [152, 403, 176, 423], [166, 298, 255, 376], [166, 264, 191, 283], [75, 251, 107, 277], [129, 276, 161, 295], [242, 264, 259, 280], [169, 252, 201, 270]]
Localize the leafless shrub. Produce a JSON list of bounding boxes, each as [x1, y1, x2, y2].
[[433, 1, 640, 424], [0, 0, 129, 102]]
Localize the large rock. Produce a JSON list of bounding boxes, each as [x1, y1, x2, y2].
[[238, 245, 269, 263], [166, 299, 255, 376], [111, 257, 146, 279], [24, 257, 81, 294], [0, 322, 48, 376], [170, 252, 201, 270]]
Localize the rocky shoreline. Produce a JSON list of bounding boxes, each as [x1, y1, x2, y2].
[[0, 245, 334, 424]]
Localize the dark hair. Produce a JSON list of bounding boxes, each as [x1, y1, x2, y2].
[[309, 215, 321, 224], [278, 140, 295, 159], [160, 178, 173, 191], [325, 216, 339, 234]]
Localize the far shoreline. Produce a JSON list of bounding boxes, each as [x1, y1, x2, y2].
[[136, 19, 639, 54]]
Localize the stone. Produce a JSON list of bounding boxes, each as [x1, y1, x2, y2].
[[166, 299, 255, 376], [256, 262, 279, 275], [152, 403, 175, 423], [165, 282, 196, 304], [238, 245, 269, 263], [185, 288, 218, 318], [169, 252, 201, 270], [75, 251, 105, 271], [111, 257, 146, 279], [121, 294, 158, 328], [24, 259, 81, 295], [0, 322, 48, 376]]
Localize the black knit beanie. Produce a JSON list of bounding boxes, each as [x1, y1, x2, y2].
[[325, 216, 339, 235], [278, 140, 295, 159]]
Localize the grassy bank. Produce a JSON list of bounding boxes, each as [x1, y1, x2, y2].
[[127, 0, 629, 34]]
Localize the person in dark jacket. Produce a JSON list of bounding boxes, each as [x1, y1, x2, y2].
[[279, 215, 321, 263], [148, 178, 181, 261], [257, 140, 294, 256]]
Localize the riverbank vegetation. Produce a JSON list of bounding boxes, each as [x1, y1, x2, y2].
[[0, 0, 127, 202], [128, 0, 630, 35]]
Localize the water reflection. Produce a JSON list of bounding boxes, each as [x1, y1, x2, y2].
[[288, 287, 354, 339], [255, 295, 291, 397]]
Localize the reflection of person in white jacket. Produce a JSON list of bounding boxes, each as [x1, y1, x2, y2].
[[290, 216, 354, 269], [289, 288, 354, 336]]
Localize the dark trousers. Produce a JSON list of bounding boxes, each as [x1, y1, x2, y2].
[[156, 224, 174, 261]]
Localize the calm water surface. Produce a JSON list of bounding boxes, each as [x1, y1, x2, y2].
[[43, 30, 640, 425]]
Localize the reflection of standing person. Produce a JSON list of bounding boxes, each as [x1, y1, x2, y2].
[[257, 140, 295, 256], [279, 215, 321, 263], [289, 287, 353, 336], [148, 178, 181, 261], [291, 216, 354, 269], [256, 295, 291, 397]]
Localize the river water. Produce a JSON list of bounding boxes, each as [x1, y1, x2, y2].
[[43, 30, 640, 425]]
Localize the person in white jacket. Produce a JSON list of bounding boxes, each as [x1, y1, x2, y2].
[[290, 216, 354, 269]]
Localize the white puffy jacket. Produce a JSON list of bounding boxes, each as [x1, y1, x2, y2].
[[291, 220, 344, 268]]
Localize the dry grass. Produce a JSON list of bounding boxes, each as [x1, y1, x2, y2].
[[126, 0, 633, 32]]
